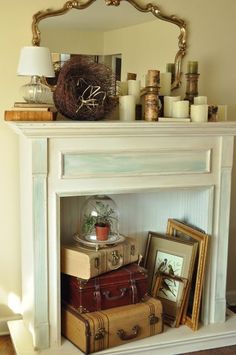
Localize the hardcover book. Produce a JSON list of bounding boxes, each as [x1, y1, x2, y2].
[[4, 110, 56, 121]]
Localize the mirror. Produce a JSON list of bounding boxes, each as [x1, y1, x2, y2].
[[43, 53, 121, 91], [32, 0, 187, 90]]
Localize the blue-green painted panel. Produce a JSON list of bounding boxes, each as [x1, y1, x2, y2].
[[62, 150, 210, 178]]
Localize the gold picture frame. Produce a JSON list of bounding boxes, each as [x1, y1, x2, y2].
[[166, 219, 208, 331], [152, 272, 189, 328]]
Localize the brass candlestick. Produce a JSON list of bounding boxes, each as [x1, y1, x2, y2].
[[144, 70, 160, 121], [144, 86, 159, 121], [184, 73, 200, 104]]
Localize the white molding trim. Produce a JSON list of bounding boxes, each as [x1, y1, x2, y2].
[[7, 121, 236, 138], [0, 314, 22, 335]]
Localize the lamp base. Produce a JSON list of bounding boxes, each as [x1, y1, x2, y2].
[[20, 76, 53, 104]]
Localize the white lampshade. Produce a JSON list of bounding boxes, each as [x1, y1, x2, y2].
[[17, 46, 55, 78]]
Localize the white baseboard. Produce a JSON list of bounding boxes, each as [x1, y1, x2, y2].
[[0, 314, 22, 335], [226, 290, 236, 305], [8, 315, 236, 355]]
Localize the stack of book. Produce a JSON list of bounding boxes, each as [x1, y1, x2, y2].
[[4, 102, 57, 121]]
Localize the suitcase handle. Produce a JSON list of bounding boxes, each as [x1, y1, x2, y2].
[[102, 287, 127, 301], [117, 325, 140, 340]]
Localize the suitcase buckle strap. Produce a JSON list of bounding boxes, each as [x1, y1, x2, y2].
[[130, 279, 138, 303], [117, 325, 140, 340], [78, 279, 88, 289], [78, 305, 89, 313], [130, 244, 136, 256], [95, 327, 106, 340], [94, 257, 100, 269], [149, 313, 159, 325], [108, 250, 123, 269], [94, 282, 102, 310]]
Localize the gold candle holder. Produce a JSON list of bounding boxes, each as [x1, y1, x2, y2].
[[144, 86, 159, 121], [184, 73, 200, 104]]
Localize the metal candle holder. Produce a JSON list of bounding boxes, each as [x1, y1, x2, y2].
[[184, 73, 200, 104], [143, 86, 159, 121], [143, 70, 160, 121]]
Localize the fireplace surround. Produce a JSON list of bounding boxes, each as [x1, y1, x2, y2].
[[7, 120, 236, 354]]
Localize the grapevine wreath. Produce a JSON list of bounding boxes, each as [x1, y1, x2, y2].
[[53, 55, 117, 120]]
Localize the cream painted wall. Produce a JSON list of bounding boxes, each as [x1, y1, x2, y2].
[[1, 0, 236, 327], [0, 0, 70, 329]]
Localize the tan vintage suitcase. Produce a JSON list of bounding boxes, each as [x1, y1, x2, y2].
[[61, 296, 163, 354], [61, 237, 139, 279]]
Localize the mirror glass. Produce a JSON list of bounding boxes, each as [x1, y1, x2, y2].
[[34, 0, 186, 89]]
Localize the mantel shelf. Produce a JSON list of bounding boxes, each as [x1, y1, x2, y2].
[[6, 120, 236, 138]]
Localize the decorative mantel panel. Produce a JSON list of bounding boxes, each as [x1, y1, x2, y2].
[[7, 121, 236, 354], [60, 149, 211, 178]]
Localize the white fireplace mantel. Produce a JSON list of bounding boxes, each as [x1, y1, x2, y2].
[[7, 121, 236, 354], [8, 120, 236, 137]]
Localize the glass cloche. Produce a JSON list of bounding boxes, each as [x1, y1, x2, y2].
[[81, 195, 119, 242]]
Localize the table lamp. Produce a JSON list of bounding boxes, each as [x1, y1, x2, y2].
[[17, 46, 55, 104]]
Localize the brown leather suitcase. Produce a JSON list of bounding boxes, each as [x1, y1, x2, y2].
[[61, 296, 163, 354], [61, 236, 139, 279], [61, 263, 148, 313]]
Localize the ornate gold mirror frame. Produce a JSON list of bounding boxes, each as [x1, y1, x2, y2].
[[32, 0, 187, 90]]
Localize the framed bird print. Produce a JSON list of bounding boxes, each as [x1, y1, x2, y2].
[[152, 272, 189, 327], [143, 231, 198, 326]]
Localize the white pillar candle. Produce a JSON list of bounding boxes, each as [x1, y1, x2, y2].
[[119, 95, 136, 121], [187, 61, 198, 74], [190, 104, 208, 122], [194, 96, 208, 105], [164, 96, 181, 117], [159, 72, 172, 96], [172, 100, 189, 118], [217, 105, 227, 121], [128, 79, 141, 104], [118, 81, 128, 96]]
